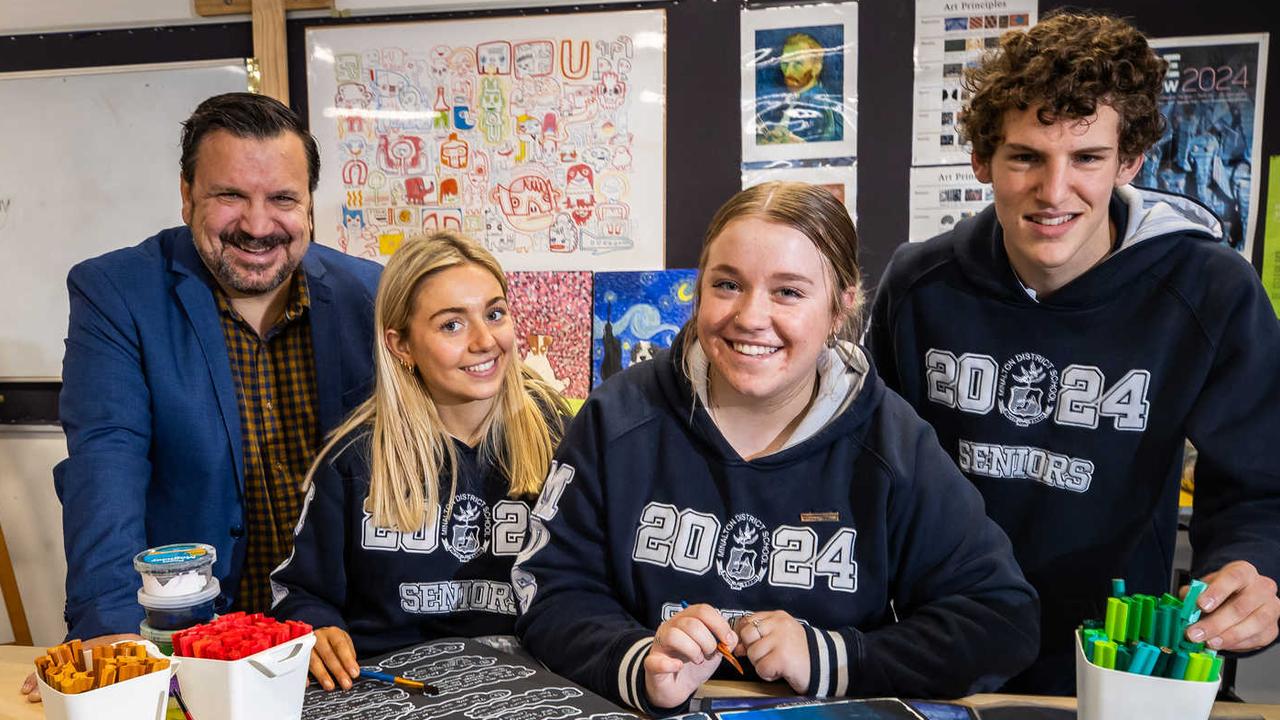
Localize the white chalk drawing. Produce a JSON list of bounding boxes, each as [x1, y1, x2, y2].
[[303, 638, 640, 718]]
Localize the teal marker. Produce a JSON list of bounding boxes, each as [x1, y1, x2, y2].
[[1111, 578, 1126, 597], [1129, 642, 1158, 675], [1181, 579, 1208, 625], [1170, 651, 1190, 680]]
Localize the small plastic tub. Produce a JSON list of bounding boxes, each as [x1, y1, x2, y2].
[[133, 543, 216, 597], [138, 577, 220, 631], [138, 620, 177, 656]]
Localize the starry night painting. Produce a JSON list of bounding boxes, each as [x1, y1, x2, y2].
[[592, 270, 698, 388]]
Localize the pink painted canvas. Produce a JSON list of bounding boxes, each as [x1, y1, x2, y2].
[[505, 271, 593, 401]]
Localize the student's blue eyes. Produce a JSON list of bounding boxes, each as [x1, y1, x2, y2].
[[710, 280, 803, 300], [440, 308, 506, 333]]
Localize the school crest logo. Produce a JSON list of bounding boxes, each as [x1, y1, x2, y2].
[[997, 352, 1059, 427], [715, 514, 770, 590], [441, 493, 491, 562]]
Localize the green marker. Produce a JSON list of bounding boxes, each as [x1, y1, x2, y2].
[[1104, 596, 1126, 643], [1208, 655, 1224, 682], [1116, 645, 1133, 672], [1152, 646, 1173, 677], [1186, 653, 1211, 682], [1098, 641, 1118, 670], [1139, 595, 1156, 643], [1125, 598, 1140, 643]]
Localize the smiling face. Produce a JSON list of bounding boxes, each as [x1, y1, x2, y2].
[[972, 104, 1142, 296], [181, 130, 312, 298], [696, 216, 840, 409], [387, 262, 514, 412]]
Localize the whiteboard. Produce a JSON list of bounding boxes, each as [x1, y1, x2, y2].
[[0, 59, 248, 379]]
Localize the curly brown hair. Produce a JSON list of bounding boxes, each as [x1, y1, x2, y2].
[[957, 11, 1168, 162]]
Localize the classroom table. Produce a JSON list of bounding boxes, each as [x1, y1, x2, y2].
[[3, 644, 1279, 719]]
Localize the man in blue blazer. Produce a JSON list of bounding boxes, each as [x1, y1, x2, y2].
[[38, 93, 381, 670]]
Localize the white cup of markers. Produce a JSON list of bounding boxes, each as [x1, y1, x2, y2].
[[1074, 578, 1220, 720]]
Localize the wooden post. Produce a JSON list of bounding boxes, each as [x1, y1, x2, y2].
[[193, 0, 334, 104], [252, 0, 289, 104]]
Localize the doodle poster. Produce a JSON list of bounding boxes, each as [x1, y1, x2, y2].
[[506, 271, 593, 406], [593, 269, 697, 388], [306, 11, 666, 271]]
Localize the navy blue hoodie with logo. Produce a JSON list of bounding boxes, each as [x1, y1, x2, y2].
[[512, 336, 1038, 715], [270, 430, 533, 657], [868, 185, 1280, 693]]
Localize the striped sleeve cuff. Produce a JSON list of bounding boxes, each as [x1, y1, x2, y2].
[[616, 635, 654, 711], [804, 626, 854, 697], [617, 635, 695, 717]]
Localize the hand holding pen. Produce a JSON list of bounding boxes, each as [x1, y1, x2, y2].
[[644, 602, 740, 710]]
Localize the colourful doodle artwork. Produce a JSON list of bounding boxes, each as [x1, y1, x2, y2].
[[593, 270, 697, 388], [306, 11, 666, 271], [505, 271, 593, 406]]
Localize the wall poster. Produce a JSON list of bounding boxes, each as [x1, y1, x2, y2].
[[910, 0, 1037, 167], [907, 165, 990, 242], [306, 10, 666, 271], [1142, 34, 1268, 257], [740, 2, 857, 164]]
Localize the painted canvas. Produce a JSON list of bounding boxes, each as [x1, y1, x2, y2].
[[593, 270, 697, 388], [506, 271, 593, 406]]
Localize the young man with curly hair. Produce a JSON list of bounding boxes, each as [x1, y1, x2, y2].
[[869, 11, 1280, 694]]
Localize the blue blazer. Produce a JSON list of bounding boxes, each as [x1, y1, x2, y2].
[[55, 227, 382, 640]]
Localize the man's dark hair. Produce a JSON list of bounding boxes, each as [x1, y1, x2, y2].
[[958, 11, 1168, 163], [180, 92, 321, 192]]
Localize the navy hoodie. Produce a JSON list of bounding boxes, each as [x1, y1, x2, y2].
[[513, 335, 1039, 715], [270, 430, 533, 657], [868, 185, 1280, 694]]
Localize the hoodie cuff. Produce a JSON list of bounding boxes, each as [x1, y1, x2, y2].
[[625, 636, 695, 717], [804, 626, 857, 697]]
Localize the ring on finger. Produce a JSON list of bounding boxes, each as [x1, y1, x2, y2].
[[752, 616, 764, 635]]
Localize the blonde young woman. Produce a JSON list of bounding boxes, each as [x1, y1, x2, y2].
[[513, 183, 1039, 714], [270, 231, 566, 691]]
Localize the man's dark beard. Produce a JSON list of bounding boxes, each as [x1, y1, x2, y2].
[[212, 228, 298, 294]]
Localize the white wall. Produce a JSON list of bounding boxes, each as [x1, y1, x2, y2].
[[1, 0, 635, 35], [0, 428, 68, 645]]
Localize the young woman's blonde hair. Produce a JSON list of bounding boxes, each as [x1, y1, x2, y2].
[[306, 231, 567, 532]]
